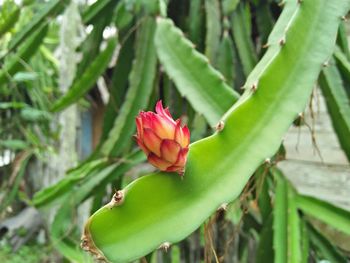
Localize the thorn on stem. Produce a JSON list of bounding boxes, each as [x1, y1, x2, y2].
[[80, 238, 89, 251], [251, 81, 258, 92], [216, 121, 225, 132], [108, 190, 125, 209], [341, 15, 348, 21], [264, 158, 271, 165], [322, 61, 329, 67], [114, 190, 124, 202], [159, 242, 171, 252], [279, 37, 286, 46], [218, 203, 228, 211]]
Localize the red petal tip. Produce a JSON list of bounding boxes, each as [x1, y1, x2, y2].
[[155, 100, 164, 115]]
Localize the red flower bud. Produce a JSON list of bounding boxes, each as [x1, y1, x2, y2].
[[135, 100, 190, 175]]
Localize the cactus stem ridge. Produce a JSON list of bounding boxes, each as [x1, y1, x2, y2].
[[215, 121, 225, 132]]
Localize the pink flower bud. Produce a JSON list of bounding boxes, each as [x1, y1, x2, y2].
[[135, 100, 190, 175]]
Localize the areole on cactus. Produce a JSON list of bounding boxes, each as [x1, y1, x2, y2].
[[134, 100, 190, 174]]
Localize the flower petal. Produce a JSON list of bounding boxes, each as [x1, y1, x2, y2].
[[156, 100, 173, 120], [160, 139, 181, 163], [166, 165, 184, 174], [175, 121, 190, 148], [175, 148, 189, 167], [135, 116, 143, 138], [140, 112, 153, 129], [164, 107, 172, 118], [143, 128, 162, 156], [148, 153, 172, 171], [135, 136, 150, 155], [151, 114, 176, 139]]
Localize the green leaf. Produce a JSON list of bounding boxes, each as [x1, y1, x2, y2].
[[190, 114, 208, 142], [333, 48, 350, 96], [287, 185, 302, 263], [20, 107, 51, 122], [51, 38, 118, 112], [255, 1, 274, 46], [7, 0, 68, 52], [32, 158, 108, 208], [231, 3, 257, 77], [0, 151, 33, 213], [222, 0, 239, 15], [256, 215, 274, 263], [114, 1, 134, 30], [243, 0, 298, 91], [101, 32, 135, 140], [336, 22, 350, 60], [0, 102, 27, 109], [307, 223, 347, 263], [0, 24, 48, 86], [256, 167, 272, 223], [188, 0, 203, 47], [0, 140, 29, 150], [13, 72, 38, 82], [300, 220, 309, 263], [297, 195, 350, 235], [273, 169, 288, 263], [204, 0, 221, 65], [319, 61, 350, 161], [76, 13, 111, 76], [0, 6, 20, 38], [273, 169, 302, 263], [100, 17, 157, 156], [217, 31, 236, 88], [155, 18, 239, 127], [83, 0, 118, 25], [83, 1, 350, 261]]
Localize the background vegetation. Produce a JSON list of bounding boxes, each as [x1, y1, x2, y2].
[[0, 0, 350, 262]]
